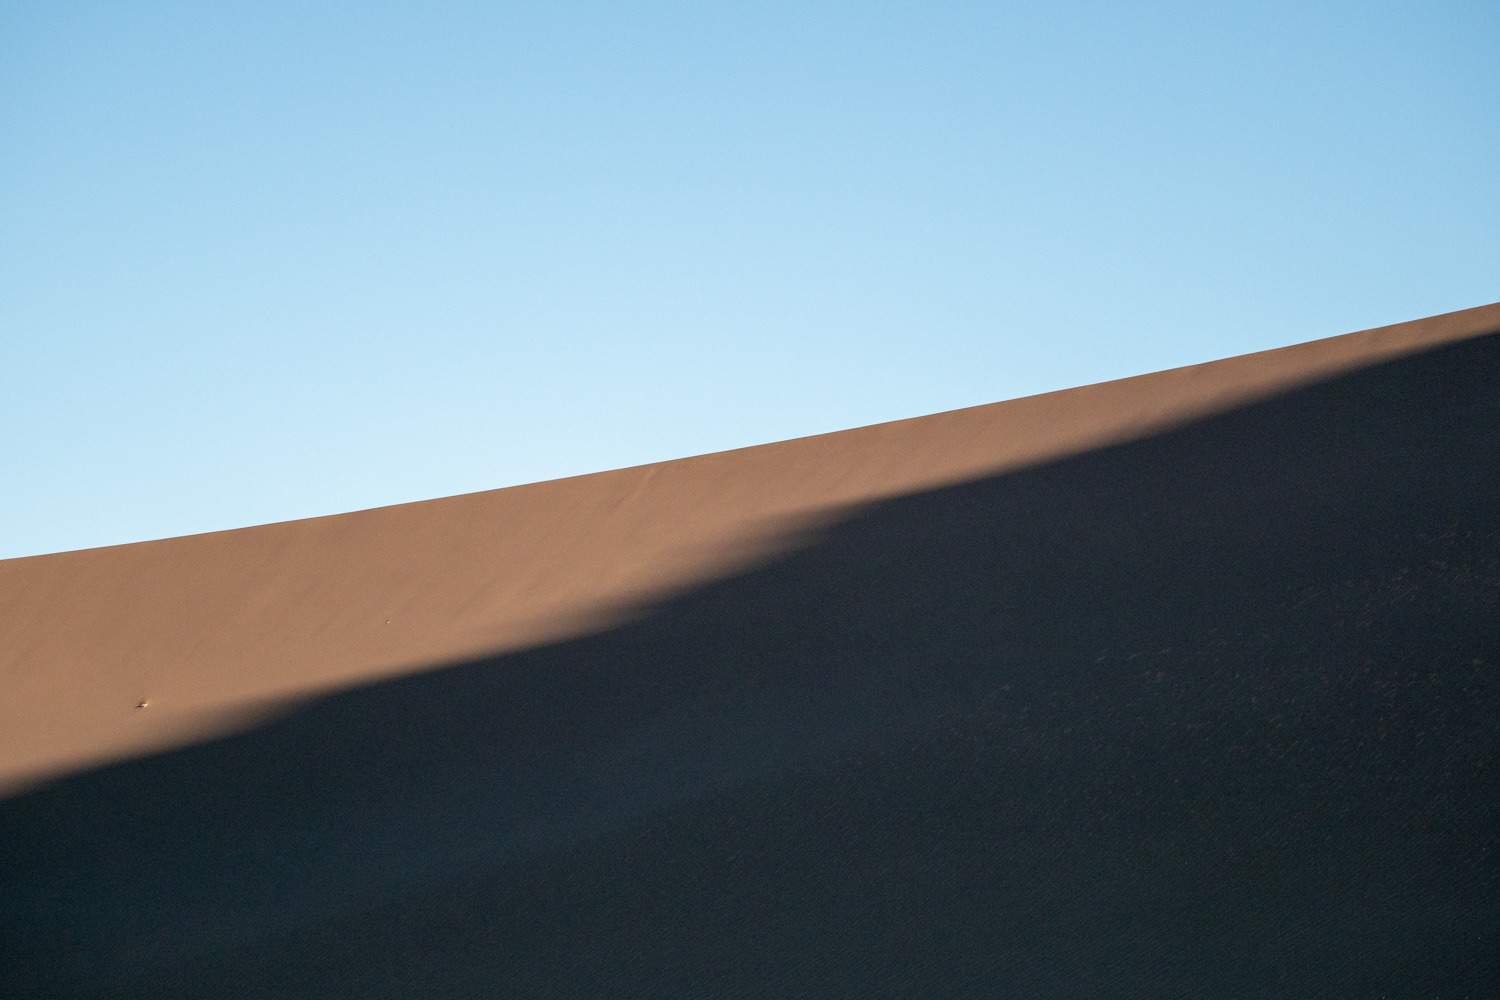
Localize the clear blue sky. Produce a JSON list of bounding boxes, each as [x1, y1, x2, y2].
[[4, 2, 1497, 559]]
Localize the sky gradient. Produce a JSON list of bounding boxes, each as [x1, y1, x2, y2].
[[4, 2, 1497, 559]]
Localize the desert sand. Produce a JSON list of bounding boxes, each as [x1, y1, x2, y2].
[[2, 303, 1497, 996]]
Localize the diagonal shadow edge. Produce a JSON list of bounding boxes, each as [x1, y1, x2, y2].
[[3, 302, 1497, 798]]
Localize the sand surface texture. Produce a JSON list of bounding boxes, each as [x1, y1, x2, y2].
[[2, 303, 1498, 996]]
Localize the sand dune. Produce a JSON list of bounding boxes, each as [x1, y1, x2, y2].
[[2, 303, 1498, 996]]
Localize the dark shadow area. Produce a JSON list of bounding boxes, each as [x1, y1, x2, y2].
[[3, 335, 1499, 998]]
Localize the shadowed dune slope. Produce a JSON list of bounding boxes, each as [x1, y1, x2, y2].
[[2, 304, 1499, 996]]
